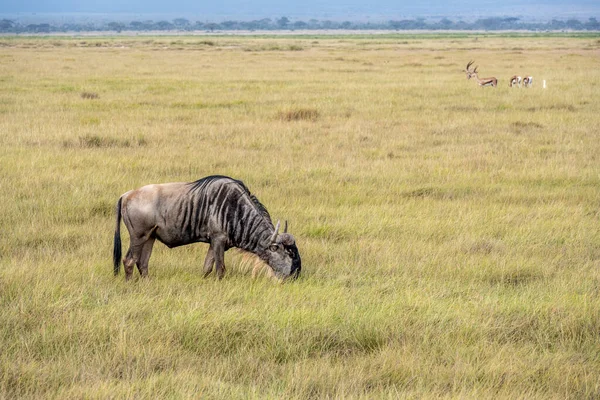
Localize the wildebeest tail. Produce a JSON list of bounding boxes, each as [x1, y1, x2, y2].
[[113, 196, 123, 276]]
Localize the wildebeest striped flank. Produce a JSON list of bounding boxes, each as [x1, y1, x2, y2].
[[113, 175, 301, 281]]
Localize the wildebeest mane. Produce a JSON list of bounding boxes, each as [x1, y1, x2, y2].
[[187, 175, 273, 226]]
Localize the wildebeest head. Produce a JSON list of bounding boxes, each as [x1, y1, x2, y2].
[[265, 221, 301, 280]]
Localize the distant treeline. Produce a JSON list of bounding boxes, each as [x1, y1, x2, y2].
[[1, 16, 599, 33]]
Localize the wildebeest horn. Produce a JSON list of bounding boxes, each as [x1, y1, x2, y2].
[[270, 220, 280, 243], [284, 220, 288, 234]]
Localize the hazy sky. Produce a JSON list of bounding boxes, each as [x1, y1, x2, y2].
[[2, 0, 599, 20]]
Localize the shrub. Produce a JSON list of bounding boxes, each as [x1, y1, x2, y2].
[[277, 108, 319, 121], [80, 92, 99, 99]]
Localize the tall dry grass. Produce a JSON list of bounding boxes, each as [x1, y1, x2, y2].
[[0, 34, 599, 399]]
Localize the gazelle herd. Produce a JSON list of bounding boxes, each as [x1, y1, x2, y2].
[[464, 61, 534, 88], [509, 75, 534, 88]]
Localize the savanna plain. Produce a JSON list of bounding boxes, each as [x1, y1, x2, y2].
[[0, 33, 599, 399]]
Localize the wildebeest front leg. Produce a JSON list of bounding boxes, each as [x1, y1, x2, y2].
[[203, 245, 215, 278], [212, 236, 227, 280]]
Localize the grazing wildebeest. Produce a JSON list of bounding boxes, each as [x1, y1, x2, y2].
[[113, 175, 301, 281]]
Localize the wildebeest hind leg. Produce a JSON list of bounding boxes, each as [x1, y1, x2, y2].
[[203, 245, 215, 277], [136, 238, 155, 278], [123, 240, 145, 281], [123, 246, 140, 281]]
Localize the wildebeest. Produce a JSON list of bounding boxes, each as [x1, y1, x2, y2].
[[113, 175, 301, 281]]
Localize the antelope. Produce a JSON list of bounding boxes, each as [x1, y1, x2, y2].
[[509, 75, 522, 88], [523, 76, 533, 88], [468, 65, 497, 88]]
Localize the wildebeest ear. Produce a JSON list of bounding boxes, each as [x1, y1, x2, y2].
[[279, 233, 295, 246], [284, 220, 288, 234]]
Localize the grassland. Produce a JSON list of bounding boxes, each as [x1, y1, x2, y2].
[[0, 34, 599, 399]]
